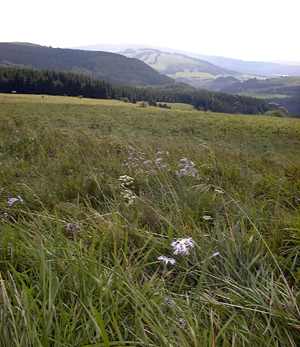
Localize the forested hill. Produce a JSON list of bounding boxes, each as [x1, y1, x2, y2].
[[0, 67, 272, 115], [0, 43, 172, 86]]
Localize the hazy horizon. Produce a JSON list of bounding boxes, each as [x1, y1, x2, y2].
[[1, 0, 300, 63], [73, 43, 300, 65]]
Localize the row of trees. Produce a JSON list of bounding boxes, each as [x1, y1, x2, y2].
[[0, 67, 271, 115], [0, 68, 113, 99], [274, 97, 300, 116]]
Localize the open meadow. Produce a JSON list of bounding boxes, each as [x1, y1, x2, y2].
[[0, 94, 300, 346]]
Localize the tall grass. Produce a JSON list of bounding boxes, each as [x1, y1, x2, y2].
[[0, 95, 299, 346]]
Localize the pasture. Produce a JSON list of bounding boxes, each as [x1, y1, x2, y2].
[[0, 94, 300, 346]]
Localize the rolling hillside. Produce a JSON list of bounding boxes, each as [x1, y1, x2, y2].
[[79, 43, 300, 79], [197, 54, 300, 77], [204, 76, 300, 116], [217, 76, 300, 97], [0, 43, 173, 86], [119, 48, 239, 88]]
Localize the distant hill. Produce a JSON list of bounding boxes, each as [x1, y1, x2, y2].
[[0, 43, 173, 86], [118, 48, 240, 88], [197, 55, 300, 77], [78, 43, 300, 78], [214, 76, 300, 97], [204, 76, 300, 116]]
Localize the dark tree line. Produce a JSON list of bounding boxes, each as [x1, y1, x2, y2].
[[273, 97, 300, 117], [0, 67, 271, 115], [0, 68, 113, 98]]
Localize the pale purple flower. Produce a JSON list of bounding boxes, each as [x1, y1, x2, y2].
[[176, 158, 198, 178], [7, 196, 23, 207], [124, 147, 145, 169], [158, 255, 176, 265], [171, 237, 195, 256]]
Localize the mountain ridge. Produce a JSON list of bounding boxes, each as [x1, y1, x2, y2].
[[117, 47, 240, 88], [0, 43, 173, 86], [78, 44, 300, 78]]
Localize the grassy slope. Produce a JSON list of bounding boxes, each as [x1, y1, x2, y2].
[[0, 94, 300, 346]]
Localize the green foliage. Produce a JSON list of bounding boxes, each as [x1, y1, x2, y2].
[[0, 94, 300, 346], [0, 67, 112, 99]]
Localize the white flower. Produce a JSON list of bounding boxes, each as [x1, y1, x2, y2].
[[214, 188, 224, 194], [158, 255, 176, 265], [203, 215, 213, 221], [119, 175, 136, 205], [118, 175, 134, 187], [212, 251, 220, 257], [7, 196, 23, 207], [120, 188, 136, 205], [171, 237, 195, 256]]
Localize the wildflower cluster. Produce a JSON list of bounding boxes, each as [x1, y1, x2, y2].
[[124, 147, 169, 174], [176, 158, 198, 178], [158, 237, 195, 267], [153, 151, 169, 171], [124, 147, 146, 171], [118, 175, 136, 206], [171, 237, 195, 255], [118, 175, 134, 188]]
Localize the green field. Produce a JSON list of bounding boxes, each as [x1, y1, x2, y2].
[[169, 71, 216, 80], [0, 94, 300, 346], [238, 92, 290, 99]]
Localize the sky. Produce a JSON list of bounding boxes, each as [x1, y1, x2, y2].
[[1, 0, 300, 62]]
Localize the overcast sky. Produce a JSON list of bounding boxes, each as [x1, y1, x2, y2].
[[1, 0, 299, 62]]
